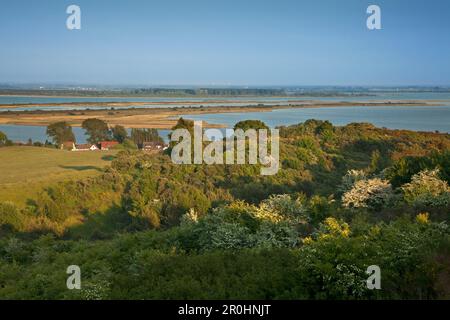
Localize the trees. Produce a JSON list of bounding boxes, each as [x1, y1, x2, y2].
[[82, 118, 111, 144], [401, 169, 450, 207], [130, 128, 163, 146], [342, 178, 393, 209], [168, 118, 195, 151], [172, 117, 194, 133], [233, 120, 268, 131], [338, 170, 367, 194], [46, 122, 75, 146], [179, 200, 299, 251], [112, 125, 128, 143], [387, 151, 450, 187], [0, 131, 8, 146]]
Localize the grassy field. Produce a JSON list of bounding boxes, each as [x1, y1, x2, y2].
[[0, 146, 118, 205]]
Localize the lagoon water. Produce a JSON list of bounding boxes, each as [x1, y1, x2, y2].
[[1, 92, 450, 111], [0, 125, 171, 144], [182, 105, 450, 133], [1, 92, 450, 104], [1, 105, 450, 143], [0, 125, 88, 143]]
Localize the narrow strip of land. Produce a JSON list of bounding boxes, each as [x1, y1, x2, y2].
[[0, 100, 442, 129]]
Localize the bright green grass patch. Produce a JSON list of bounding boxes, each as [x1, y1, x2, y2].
[[0, 146, 118, 205]]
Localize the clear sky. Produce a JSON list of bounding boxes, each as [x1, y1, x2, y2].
[[0, 0, 449, 86]]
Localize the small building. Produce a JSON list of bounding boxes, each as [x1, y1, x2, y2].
[[99, 141, 119, 150], [73, 144, 99, 151], [141, 141, 166, 151]]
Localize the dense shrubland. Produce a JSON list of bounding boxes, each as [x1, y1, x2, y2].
[[0, 120, 449, 299]]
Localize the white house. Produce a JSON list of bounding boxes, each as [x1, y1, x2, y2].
[[72, 143, 99, 151]]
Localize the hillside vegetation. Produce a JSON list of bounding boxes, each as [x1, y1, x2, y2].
[[0, 120, 449, 299]]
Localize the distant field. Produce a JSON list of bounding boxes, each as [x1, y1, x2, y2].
[[0, 146, 118, 205]]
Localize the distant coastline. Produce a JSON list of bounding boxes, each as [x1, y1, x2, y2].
[[0, 87, 377, 99]]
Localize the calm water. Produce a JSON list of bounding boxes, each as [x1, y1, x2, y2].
[[1, 92, 450, 111], [181, 105, 450, 133], [0, 125, 171, 144], [2, 105, 450, 143]]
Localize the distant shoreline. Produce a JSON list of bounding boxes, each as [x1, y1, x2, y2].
[[0, 99, 302, 109], [0, 93, 297, 99], [0, 90, 375, 100], [0, 100, 444, 129]]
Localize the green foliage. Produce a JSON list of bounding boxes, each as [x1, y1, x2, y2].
[[171, 117, 194, 133], [82, 118, 111, 144], [307, 195, 335, 225], [46, 122, 76, 145], [111, 125, 128, 143], [387, 151, 450, 187], [31, 168, 125, 231], [178, 199, 300, 252], [130, 128, 163, 146], [0, 131, 8, 146], [1, 120, 450, 299], [0, 217, 448, 299], [342, 178, 393, 210], [233, 120, 269, 131], [401, 169, 450, 208], [368, 150, 387, 173], [0, 202, 26, 232], [298, 219, 450, 299], [115, 138, 138, 150], [338, 169, 367, 194]]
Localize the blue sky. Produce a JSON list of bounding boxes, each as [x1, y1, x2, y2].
[[0, 0, 449, 86]]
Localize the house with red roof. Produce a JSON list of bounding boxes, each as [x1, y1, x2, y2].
[[99, 141, 119, 150]]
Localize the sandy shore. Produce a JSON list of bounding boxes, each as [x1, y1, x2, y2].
[[0, 100, 442, 129]]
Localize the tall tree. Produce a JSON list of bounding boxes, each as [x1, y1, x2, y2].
[[82, 118, 111, 144], [112, 125, 128, 143], [46, 122, 75, 146], [168, 117, 194, 142], [131, 128, 163, 146], [233, 120, 268, 131], [172, 117, 194, 133]]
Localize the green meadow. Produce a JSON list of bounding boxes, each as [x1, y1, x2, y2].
[[0, 146, 117, 205]]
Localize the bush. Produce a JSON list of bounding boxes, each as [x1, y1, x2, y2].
[[338, 169, 367, 194], [178, 200, 300, 251], [0, 202, 26, 231], [342, 178, 393, 209], [401, 169, 450, 207]]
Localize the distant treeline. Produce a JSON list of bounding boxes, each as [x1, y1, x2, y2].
[[0, 88, 372, 98], [0, 88, 284, 97]]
